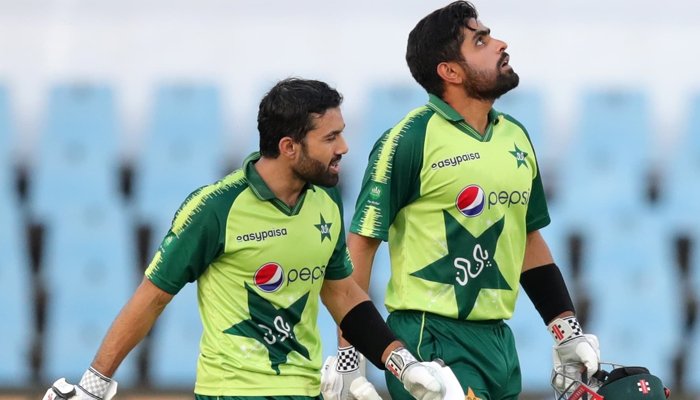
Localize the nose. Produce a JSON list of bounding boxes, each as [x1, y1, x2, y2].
[[337, 133, 349, 155], [496, 38, 508, 52]]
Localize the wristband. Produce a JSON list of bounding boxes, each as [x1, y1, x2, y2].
[[336, 346, 360, 372], [339, 300, 397, 370], [520, 263, 575, 324], [548, 316, 583, 345], [77, 367, 112, 399]]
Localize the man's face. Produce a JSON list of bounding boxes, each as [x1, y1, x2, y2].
[[457, 18, 519, 100], [292, 107, 348, 187]]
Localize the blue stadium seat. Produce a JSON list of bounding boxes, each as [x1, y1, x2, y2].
[[42, 201, 139, 386], [150, 281, 202, 388], [31, 83, 121, 221], [556, 89, 653, 228], [0, 176, 32, 386], [657, 92, 700, 232], [134, 84, 224, 229], [581, 216, 680, 382], [688, 328, 700, 392], [0, 86, 13, 168]]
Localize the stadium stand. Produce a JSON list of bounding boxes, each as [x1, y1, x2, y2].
[[657, 92, 700, 232], [133, 83, 224, 231], [0, 86, 12, 168], [29, 83, 122, 222], [581, 216, 681, 382], [555, 89, 653, 232], [0, 168, 32, 386], [41, 202, 139, 386]]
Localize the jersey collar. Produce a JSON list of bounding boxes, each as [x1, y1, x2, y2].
[[243, 151, 313, 215], [426, 94, 501, 142]]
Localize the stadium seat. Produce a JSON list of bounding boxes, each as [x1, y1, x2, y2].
[[556, 89, 653, 229], [41, 201, 139, 386], [30, 83, 122, 221], [581, 216, 681, 382], [656, 92, 700, 232], [687, 327, 700, 392], [0, 174, 32, 386], [0, 86, 13, 168], [133, 83, 224, 230]]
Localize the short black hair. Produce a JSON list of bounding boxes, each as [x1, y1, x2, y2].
[[257, 78, 343, 157], [406, 1, 479, 98]]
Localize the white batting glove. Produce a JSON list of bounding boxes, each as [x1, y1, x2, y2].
[[321, 346, 380, 400], [549, 316, 600, 392], [385, 347, 445, 400], [42, 368, 118, 400]]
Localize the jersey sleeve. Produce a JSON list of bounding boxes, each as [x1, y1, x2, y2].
[[350, 125, 424, 241], [145, 187, 226, 294], [526, 167, 551, 232], [507, 115, 551, 232], [322, 186, 354, 280]]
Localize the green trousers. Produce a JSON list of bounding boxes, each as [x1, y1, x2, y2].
[[385, 310, 522, 400]]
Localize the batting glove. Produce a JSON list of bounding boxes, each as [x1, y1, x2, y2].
[[321, 346, 381, 400], [42, 368, 117, 400], [385, 347, 445, 400], [549, 316, 600, 391]]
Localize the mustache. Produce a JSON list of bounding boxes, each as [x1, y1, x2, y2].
[[331, 155, 342, 164]]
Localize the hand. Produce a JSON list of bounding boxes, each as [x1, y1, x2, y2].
[[42, 369, 118, 400], [385, 347, 445, 400], [549, 317, 600, 392], [321, 346, 380, 400]]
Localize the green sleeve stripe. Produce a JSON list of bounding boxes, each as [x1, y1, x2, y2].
[[370, 107, 428, 184], [171, 172, 246, 236]]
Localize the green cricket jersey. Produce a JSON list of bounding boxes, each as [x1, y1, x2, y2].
[[145, 152, 353, 396], [350, 94, 550, 321]]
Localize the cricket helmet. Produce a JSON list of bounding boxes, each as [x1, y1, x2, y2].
[[552, 363, 670, 400]]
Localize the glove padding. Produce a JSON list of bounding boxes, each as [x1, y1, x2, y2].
[[552, 331, 600, 392], [321, 347, 380, 400], [385, 347, 445, 400], [42, 369, 117, 400]]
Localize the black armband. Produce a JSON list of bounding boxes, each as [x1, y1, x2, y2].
[[339, 300, 397, 369], [520, 263, 575, 324]]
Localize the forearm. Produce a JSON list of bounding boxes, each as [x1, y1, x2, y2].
[[347, 233, 381, 292], [338, 233, 381, 347], [91, 278, 172, 376]]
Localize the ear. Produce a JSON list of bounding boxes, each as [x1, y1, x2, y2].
[[278, 136, 298, 160], [437, 61, 464, 85]]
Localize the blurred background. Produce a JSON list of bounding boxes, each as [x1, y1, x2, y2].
[[2, 0, 700, 398]]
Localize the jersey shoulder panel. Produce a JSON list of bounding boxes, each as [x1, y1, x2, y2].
[[146, 169, 249, 294]]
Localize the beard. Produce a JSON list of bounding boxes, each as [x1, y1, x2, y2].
[[292, 143, 340, 187], [460, 54, 519, 101]]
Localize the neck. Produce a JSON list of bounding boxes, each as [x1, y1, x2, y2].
[[442, 89, 494, 135], [254, 156, 306, 207]]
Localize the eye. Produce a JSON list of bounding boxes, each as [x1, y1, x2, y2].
[[476, 37, 486, 46]]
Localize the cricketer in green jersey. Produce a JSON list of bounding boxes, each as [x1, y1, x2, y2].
[[327, 2, 602, 400], [42, 78, 446, 400]]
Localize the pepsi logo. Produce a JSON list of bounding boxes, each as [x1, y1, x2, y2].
[[456, 185, 485, 217], [254, 263, 284, 292]]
